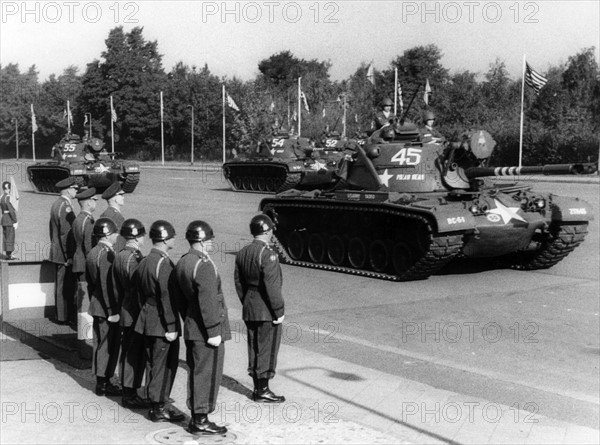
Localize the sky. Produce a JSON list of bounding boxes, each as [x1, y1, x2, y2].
[[1, 1, 599, 82]]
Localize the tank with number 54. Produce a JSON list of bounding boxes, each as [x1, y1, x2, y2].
[[258, 122, 597, 281]]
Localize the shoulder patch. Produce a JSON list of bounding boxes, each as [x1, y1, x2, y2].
[[269, 254, 277, 261], [66, 206, 72, 213]]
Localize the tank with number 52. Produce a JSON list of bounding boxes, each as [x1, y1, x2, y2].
[[258, 123, 597, 281]]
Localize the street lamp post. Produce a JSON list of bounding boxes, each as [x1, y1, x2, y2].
[[188, 105, 194, 165], [12, 118, 19, 159]]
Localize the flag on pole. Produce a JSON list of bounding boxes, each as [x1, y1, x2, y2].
[[9, 177, 19, 212], [269, 101, 275, 112], [355, 113, 359, 123], [66, 101, 73, 127], [423, 79, 432, 105], [226, 92, 240, 111], [322, 108, 326, 117], [84, 114, 88, 126], [110, 96, 118, 122], [292, 110, 297, 121], [31, 104, 38, 133], [397, 81, 404, 112], [524, 62, 548, 95], [300, 91, 309, 112], [366, 64, 375, 85]]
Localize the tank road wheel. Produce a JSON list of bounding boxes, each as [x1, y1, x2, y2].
[[287, 231, 306, 260], [257, 177, 267, 192], [233, 176, 243, 190], [249, 176, 259, 191], [369, 240, 391, 273], [242, 177, 251, 190], [308, 233, 327, 263], [348, 237, 368, 269], [392, 242, 413, 275], [327, 235, 346, 266]]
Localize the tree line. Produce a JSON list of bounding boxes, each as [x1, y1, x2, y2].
[[1, 26, 598, 166]]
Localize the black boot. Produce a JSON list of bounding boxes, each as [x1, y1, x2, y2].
[[149, 402, 185, 423], [253, 378, 285, 403], [122, 388, 150, 409], [96, 377, 122, 396], [188, 413, 227, 435]]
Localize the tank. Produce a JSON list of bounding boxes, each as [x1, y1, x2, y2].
[[27, 134, 141, 194], [259, 124, 597, 281], [222, 130, 348, 193]]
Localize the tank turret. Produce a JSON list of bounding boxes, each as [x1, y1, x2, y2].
[[27, 134, 140, 194], [258, 126, 597, 281]]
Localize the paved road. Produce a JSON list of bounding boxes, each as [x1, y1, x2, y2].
[[5, 164, 599, 436]]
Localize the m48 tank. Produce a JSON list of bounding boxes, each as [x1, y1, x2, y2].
[[27, 134, 141, 194], [259, 124, 597, 281], [222, 131, 347, 193]]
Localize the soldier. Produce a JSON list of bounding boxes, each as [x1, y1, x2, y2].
[[174, 221, 230, 435], [112, 218, 148, 409], [86, 217, 122, 397], [1, 181, 18, 260], [72, 187, 97, 282], [234, 214, 285, 403], [134, 220, 184, 422], [100, 182, 126, 251], [49, 177, 78, 324], [420, 110, 444, 144], [373, 98, 396, 129]]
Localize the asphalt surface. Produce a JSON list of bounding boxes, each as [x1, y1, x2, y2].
[[1, 160, 598, 443]]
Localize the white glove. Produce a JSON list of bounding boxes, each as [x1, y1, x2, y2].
[[13, 222, 18, 229], [207, 335, 222, 347], [165, 332, 178, 342], [273, 315, 285, 325], [107, 314, 120, 323]]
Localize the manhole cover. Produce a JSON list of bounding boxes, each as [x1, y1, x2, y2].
[[146, 427, 238, 444]]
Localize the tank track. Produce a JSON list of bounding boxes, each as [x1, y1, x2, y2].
[[27, 166, 70, 194], [510, 223, 588, 270], [264, 201, 464, 281], [121, 173, 140, 193], [224, 163, 301, 194]]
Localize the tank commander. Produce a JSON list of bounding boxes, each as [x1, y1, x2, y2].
[[420, 111, 444, 144], [373, 98, 396, 129]]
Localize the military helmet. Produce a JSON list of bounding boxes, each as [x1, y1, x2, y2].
[[120, 218, 146, 239], [149, 220, 176, 241], [381, 97, 393, 107], [382, 126, 396, 141], [250, 214, 275, 236], [424, 110, 435, 121], [93, 217, 118, 238], [185, 220, 215, 242]]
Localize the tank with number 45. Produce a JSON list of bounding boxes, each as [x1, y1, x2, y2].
[[27, 133, 140, 194], [258, 123, 597, 281], [223, 130, 349, 193]]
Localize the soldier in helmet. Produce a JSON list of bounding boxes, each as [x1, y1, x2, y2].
[[174, 221, 230, 435], [373, 98, 396, 129], [86, 217, 122, 397], [420, 110, 444, 144], [112, 218, 148, 409], [134, 220, 184, 422], [101, 182, 126, 251], [235, 214, 285, 403]]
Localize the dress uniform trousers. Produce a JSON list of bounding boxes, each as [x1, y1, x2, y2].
[[2, 225, 15, 252], [92, 317, 121, 378], [144, 335, 180, 403], [120, 326, 146, 390], [245, 321, 282, 380], [186, 340, 225, 414], [55, 264, 76, 322]]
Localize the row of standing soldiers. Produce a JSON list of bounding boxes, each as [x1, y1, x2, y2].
[[48, 177, 286, 435]]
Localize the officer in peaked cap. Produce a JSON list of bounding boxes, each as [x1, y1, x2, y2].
[[75, 187, 97, 201], [234, 214, 286, 403], [72, 187, 98, 294], [100, 182, 126, 252], [49, 176, 79, 324]]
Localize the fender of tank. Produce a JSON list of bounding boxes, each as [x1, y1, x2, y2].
[[26, 134, 141, 194], [222, 131, 350, 194], [258, 124, 597, 281]]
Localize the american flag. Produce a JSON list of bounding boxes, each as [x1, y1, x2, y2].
[[525, 62, 548, 95], [226, 93, 240, 111]]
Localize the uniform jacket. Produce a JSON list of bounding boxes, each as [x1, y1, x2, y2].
[[86, 240, 117, 318], [420, 125, 444, 143], [374, 110, 396, 129], [134, 248, 181, 337], [99, 206, 125, 251], [174, 248, 231, 341], [112, 245, 144, 327], [49, 195, 76, 264], [72, 210, 94, 274], [234, 240, 284, 321], [0, 194, 17, 226]]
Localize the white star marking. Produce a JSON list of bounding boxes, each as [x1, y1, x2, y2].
[[378, 169, 393, 187], [95, 164, 110, 173], [309, 160, 327, 171], [486, 199, 527, 224]]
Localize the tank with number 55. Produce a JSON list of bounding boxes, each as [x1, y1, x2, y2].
[[258, 122, 597, 281]]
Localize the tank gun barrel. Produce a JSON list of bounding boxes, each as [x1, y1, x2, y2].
[[464, 162, 598, 179]]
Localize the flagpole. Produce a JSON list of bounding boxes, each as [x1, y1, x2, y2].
[[160, 91, 164, 165], [110, 96, 115, 153], [31, 104, 36, 161], [222, 85, 226, 164], [342, 94, 347, 138], [298, 77, 302, 137], [67, 100, 71, 134], [394, 67, 398, 115], [519, 54, 526, 168]]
